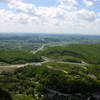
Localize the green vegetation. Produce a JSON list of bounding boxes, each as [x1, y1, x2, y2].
[[61, 56, 82, 63], [1, 34, 100, 100], [0, 88, 12, 100], [0, 63, 100, 100], [0, 50, 43, 64], [38, 44, 100, 64], [1, 34, 100, 51]]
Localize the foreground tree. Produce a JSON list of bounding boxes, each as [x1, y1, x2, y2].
[[0, 88, 13, 100]]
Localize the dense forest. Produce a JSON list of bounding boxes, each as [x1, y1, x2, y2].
[[0, 50, 43, 65], [38, 44, 100, 64], [1, 63, 100, 100], [1, 34, 100, 100]]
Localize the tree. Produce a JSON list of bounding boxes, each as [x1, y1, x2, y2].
[[0, 88, 13, 100]]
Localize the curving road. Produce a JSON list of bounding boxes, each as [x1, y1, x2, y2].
[[0, 45, 88, 70], [32, 45, 45, 54]]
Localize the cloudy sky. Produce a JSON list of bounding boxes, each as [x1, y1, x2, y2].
[[0, 0, 100, 34]]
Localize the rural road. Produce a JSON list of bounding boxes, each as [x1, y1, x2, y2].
[[32, 45, 45, 54], [0, 45, 87, 69], [0, 45, 46, 68]]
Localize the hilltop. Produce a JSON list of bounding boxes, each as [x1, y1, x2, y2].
[[37, 44, 100, 64]]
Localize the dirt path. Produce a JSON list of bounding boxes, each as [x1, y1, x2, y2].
[[57, 61, 88, 66], [0, 57, 87, 69], [47, 88, 72, 97], [42, 56, 88, 66], [47, 66, 68, 74], [32, 45, 45, 54], [0, 45, 88, 69]]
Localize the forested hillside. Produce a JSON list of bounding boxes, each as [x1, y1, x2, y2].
[[0, 63, 100, 100], [0, 50, 43, 64], [38, 44, 100, 64], [0, 44, 100, 100]]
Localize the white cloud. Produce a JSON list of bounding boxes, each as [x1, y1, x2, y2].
[[57, 0, 78, 10], [98, 12, 100, 16], [77, 9, 96, 22], [0, 0, 21, 3], [8, 0, 37, 16], [0, 0, 9, 3], [0, 9, 40, 25], [0, 0, 99, 34], [58, 0, 77, 6], [83, 0, 94, 7]]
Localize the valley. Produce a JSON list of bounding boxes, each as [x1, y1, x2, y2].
[[0, 34, 100, 100]]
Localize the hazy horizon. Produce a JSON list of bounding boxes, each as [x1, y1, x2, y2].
[[0, 32, 100, 36]]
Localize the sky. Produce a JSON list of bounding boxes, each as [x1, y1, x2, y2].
[[0, 0, 100, 34]]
